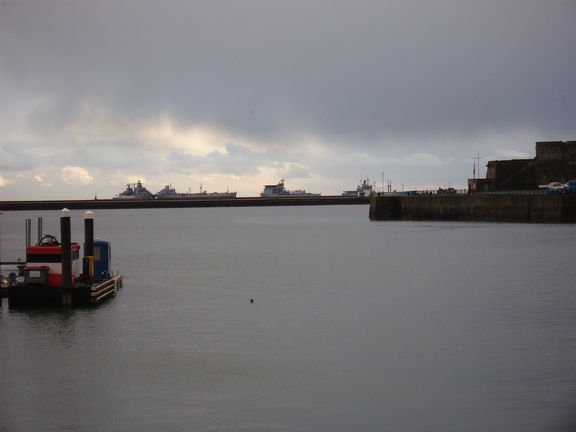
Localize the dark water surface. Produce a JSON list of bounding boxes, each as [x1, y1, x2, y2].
[[1, 206, 575, 432]]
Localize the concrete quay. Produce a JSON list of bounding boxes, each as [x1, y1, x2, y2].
[[369, 194, 576, 223]]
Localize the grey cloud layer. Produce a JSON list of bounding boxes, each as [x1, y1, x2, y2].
[[2, 0, 575, 145]]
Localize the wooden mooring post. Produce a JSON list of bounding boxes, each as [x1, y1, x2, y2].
[[60, 208, 73, 306]]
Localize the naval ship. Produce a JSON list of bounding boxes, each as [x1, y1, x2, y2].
[[114, 181, 155, 199], [155, 184, 237, 199], [114, 181, 237, 199], [342, 179, 374, 197], [260, 179, 320, 197]]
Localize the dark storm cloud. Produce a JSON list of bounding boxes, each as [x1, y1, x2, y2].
[[2, 0, 575, 146]]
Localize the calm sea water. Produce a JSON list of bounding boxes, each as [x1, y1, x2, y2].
[[1, 205, 575, 432]]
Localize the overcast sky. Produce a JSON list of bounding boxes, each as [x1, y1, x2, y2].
[[1, 0, 575, 199]]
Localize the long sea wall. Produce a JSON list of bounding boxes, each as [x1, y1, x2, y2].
[[0, 196, 369, 211], [369, 195, 576, 223]]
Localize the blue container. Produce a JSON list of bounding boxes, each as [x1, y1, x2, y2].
[[93, 239, 112, 279]]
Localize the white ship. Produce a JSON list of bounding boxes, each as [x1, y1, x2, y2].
[[260, 179, 320, 197], [342, 179, 374, 197]]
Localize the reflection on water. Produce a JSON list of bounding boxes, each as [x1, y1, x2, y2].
[[1, 206, 576, 432]]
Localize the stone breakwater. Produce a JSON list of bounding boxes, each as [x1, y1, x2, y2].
[[369, 195, 576, 223], [0, 196, 369, 211]]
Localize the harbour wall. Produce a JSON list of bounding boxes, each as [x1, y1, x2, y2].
[[0, 196, 369, 211], [369, 195, 576, 223]]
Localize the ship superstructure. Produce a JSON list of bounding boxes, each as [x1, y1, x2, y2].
[[261, 179, 320, 197], [155, 184, 237, 199], [114, 181, 155, 199], [342, 179, 374, 197]]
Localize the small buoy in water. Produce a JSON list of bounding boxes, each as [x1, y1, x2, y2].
[[250, 299, 254, 303]]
